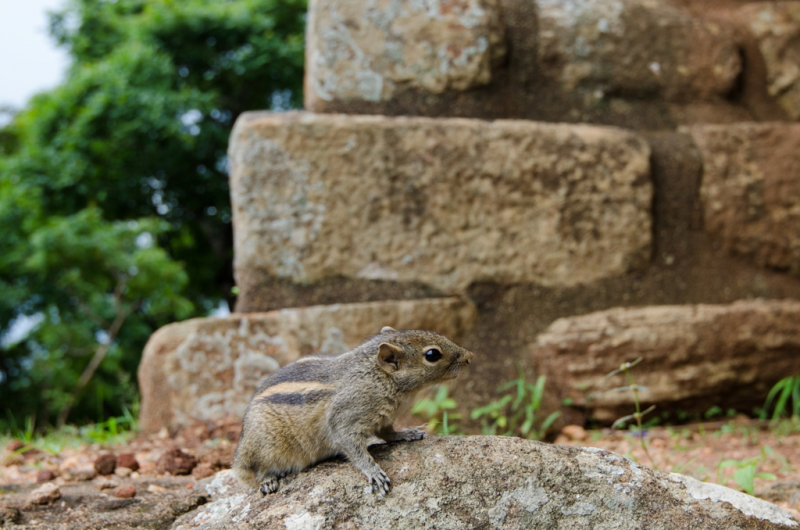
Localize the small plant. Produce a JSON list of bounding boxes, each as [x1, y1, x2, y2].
[[717, 454, 776, 495], [470, 369, 560, 440], [765, 376, 800, 420], [606, 358, 656, 467], [411, 386, 461, 435], [79, 406, 139, 444]]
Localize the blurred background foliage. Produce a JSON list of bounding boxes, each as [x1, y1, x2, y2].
[[0, 0, 306, 429]]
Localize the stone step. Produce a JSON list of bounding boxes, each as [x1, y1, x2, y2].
[[229, 111, 653, 311], [684, 122, 800, 279], [532, 299, 800, 422], [137, 297, 476, 432], [304, 0, 797, 127]]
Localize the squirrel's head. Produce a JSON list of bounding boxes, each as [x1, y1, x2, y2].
[[373, 327, 474, 392]]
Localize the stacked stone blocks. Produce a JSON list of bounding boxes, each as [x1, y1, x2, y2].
[[140, 0, 800, 431]]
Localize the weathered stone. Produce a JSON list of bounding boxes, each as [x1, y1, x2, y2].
[[138, 297, 475, 432], [229, 112, 652, 299], [533, 300, 800, 422], [28, 483, 61, 505], [685, 123, 800, 276], [741, 3, 800, 119], [171, 437, 798, 529], [538, 0, 741, 101], [305, 0, 505, 106]]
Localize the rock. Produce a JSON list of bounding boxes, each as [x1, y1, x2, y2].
[[685, 123, 800, 276], [191, 463, 215, 480], [116, 453, 140, 471], [229, 112, 652, 302], [138, 297, 476, 432], [62, 467, 97, 482], [171, 437, 798, 529], [157, 449, 197, 476], [148, 484, 169, 494], [115, 466, 132, 478], [560, 424, 588, 442], [0, 506, 21, 525], [97, 478, 119, 490], [36, 469, 56, 483], [740, 3, 800, 118], [5, 440, 23, 452], [306, 0, 505, 106], [94, 453, 117, 476], [28, 483, 62, 505], [114, 485, 136, 499], [533, 300, 800, 422], [537, 0, 741, 101]]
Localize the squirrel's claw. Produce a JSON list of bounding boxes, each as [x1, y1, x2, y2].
[[368, 469, 391, 496], [259, 476, 279, 495]]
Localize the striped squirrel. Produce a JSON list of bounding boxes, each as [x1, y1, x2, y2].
[[232, 327, 474, 495]]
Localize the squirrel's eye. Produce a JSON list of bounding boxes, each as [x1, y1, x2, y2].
[[424, 348, 443, 362]]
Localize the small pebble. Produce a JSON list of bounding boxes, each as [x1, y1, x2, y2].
[[28, 483, 62, 505], [94, 453, 117, 475], [36, 469, 55, 483], [114, 485, 136, 499], [97, 478, 119, 490], [561, 425, 588, 441], [116, 453, 140, 471], [62, 467, 97, 482], [186, 482, 195, 490], [115, 466, 132, 478], [191, 462, 214, 480], [131, 471, 140, 480], [156, 448, 197, 476], [147, 484, 168, 494]]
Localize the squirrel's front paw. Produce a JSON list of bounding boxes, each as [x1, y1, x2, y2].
[[395, 429, 425, 441], [366, 469, 391, 496], [259, 476, 279, 495]]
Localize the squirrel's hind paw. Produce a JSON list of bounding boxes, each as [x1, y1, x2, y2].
[[259, 476, 279, 495]]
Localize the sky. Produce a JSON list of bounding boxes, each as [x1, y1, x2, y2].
[[0, 0, 70, 115]]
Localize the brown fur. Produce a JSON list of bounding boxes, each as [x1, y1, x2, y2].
[[232, 328, 474, 495]]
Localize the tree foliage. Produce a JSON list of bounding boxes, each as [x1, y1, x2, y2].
[[0, 0, 306, 427]]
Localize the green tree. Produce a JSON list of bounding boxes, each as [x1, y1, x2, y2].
[[0, 0, 306, 427]]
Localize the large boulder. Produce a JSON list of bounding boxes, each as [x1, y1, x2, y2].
[[532, 300, 800, 422], [171, 436, 798, 529], [685, 123, 800, 278], [229, 111, 653, 311], [138, 297, 476, 432]]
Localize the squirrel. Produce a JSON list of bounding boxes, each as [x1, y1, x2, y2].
[[232, 327, 474, 496]]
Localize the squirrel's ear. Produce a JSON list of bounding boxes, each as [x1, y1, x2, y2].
[[377, 343, 403, 373], [380, 326, 396, 333]]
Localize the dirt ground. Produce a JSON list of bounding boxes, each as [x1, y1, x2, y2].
[[2, 417, 800, 528]]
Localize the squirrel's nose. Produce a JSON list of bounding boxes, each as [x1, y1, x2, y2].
[[465, 350, 474, 364]]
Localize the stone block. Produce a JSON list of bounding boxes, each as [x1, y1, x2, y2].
[[305, 0, 506, 103], [685, 123, 800, 276], [304, 0, 744, 128], [229, 112, 652, 306], [538, 0, 741, 101], [740, 2, 800, 119], [532, 300, 800, 422], [137, 297, 476, 432]]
